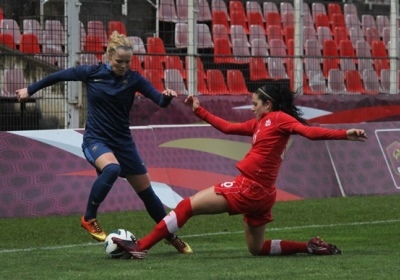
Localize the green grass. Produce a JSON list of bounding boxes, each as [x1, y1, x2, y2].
[[1, 195, 399, 280]]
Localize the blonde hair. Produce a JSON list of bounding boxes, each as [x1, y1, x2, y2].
[[106, 31, 133, 60]]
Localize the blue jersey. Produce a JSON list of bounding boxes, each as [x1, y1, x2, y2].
[[28, 64, 172, 146]]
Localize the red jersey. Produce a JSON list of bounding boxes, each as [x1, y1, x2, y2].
[[195, 107, 348, 187]]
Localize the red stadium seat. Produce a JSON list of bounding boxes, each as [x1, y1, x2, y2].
[[143, 69, 165, 92], [249, 57, 270, 81], [108, 21, 127, 37], [205, 69, 229, 95], [165, 55, 186, 79], [226, 69, 250, 95], [19, 34, 41, 54]]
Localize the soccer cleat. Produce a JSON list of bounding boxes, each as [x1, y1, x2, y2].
[[80, 216, 107, 242], [112, 237, 148, 259], [166, 235, 193, 254], [307, 237, 342, 255]]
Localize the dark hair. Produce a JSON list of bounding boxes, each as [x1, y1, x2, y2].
[[255, 81, 308, 125]]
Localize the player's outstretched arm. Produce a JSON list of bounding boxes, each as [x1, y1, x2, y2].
[[346, 129, 368, 142], [15, 88, 30, 102]]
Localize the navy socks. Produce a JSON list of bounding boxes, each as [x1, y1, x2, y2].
[[84, 163, 121, 220], [137, 186, 168, 223]]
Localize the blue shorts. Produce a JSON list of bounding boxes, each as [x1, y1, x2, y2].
[[82, 141, 147, 177]]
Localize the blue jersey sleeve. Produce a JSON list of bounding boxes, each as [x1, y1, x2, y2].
[[27, 65, 93, 96], [134, 74, 172, 108]]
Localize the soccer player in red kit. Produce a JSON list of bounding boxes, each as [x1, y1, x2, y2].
[[113, 83, 368, 259]]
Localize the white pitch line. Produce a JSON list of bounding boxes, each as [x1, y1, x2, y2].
[[0, 219, 399, 254]]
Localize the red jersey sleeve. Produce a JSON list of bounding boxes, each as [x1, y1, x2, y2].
[[194, 106, 255, 136], [275, 112, 348, 140]]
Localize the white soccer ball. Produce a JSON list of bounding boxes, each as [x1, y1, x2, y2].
[[104, 229, 136, 259]]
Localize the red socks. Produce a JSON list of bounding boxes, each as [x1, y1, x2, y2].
[[138, 197, 193, 250], [260, 240, 309, 255]]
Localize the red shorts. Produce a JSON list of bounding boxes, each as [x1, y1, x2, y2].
[[214, 174, 276, 227]]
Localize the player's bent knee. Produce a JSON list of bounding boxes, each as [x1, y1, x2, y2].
[[103, 163, 121, 179]]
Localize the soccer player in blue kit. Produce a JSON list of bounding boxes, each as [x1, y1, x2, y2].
[[15, 31, 192, 254]]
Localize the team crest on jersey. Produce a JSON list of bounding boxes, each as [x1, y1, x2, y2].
[[265, 119, 271, 127]]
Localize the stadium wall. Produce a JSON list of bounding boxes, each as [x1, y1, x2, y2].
[[1, 120, 399, 218]]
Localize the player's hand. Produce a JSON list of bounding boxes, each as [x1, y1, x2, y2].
[[184, 95, 200, 111], [346, 129, 368, 142], [15, 88, 30, 102], [161, 88, 177, 98]]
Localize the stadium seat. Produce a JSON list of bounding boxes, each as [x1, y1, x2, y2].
[[213, 37, 235, 64], [361, 15, 376, 34], [159, 0, 178, 22], [226, 69, 250, 95], [128, 36, 146, 61], [23, 19, 43, 45], [212, 10, 230, 34], [345, 70, 363, 94], [79, 53, 101, 65], [246, 1, 265, 21], [198, 0, 212, 22], [263, 2, 279, 19], [19, 34, 40, 54], [174, 22, 188, 49], [381, 27, 391, 48], [205, 69, 229, 95], [231, 25, 250, 47], [332, 26, 349, 45], [345, 14, 361, 31], [165, 55, 186, 79], [143, 69, 165, 92], [2, 69, 27, 97], [327, 3, 343, 22], [87, 20, 107, 47], [340, 58, 356, 72], [230, 10, 249, 34], [306, 69, 326, 94], [232, 38, 251, 64], [195, 69, 209, 94], [269, 39, 287, 58], [349, 26, 365, 47], [0, 33, 16, 49], [280, 2, 294, 14], [317, 26, 333, 48], [176, 0, 188, 22], [265, 12, 281, 29], [339, 39, 356, 59], [315, 14, 330, 30], [84, 35, 104, 61], [107, 21, 126, 37], [164, 69, 188, 95], [229, 0, 247, 20], [251, 38, 269, 62], [371, 40, 389, 77], [380, 69, 400, 93], [303, 26, 318, 47], [327, 69, 347, 94], [130, 55, 143, 75], [213, 24, 231, 46], [197, 23, 214, 49], [322, 40, 339, 77], [248, 12, 265, 30], [331, 14, 346, 32], [311, 3, 327, 21], [40, 44, 66, 68], [267, 57, 289, 79], [303, 3, 315, 27], [211, 0, 230, 20], [343, 3, 358, 18], [143, 55, 164, 79], [249, 57, 270, 80], [249, 24, 266, 44], [362, 69, 380, 94], [304, 57, 323, 75], [146, 37, 166, 62], [365, 27, 380, 47], [0, 19, 21, 45], [266, 25, 283, 45], [305, 39, 322, 59], [376, 15, 389, 37], [281, 11, 294, 29]]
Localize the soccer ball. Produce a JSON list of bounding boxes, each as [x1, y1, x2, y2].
[[104, 229, 136, 259]]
